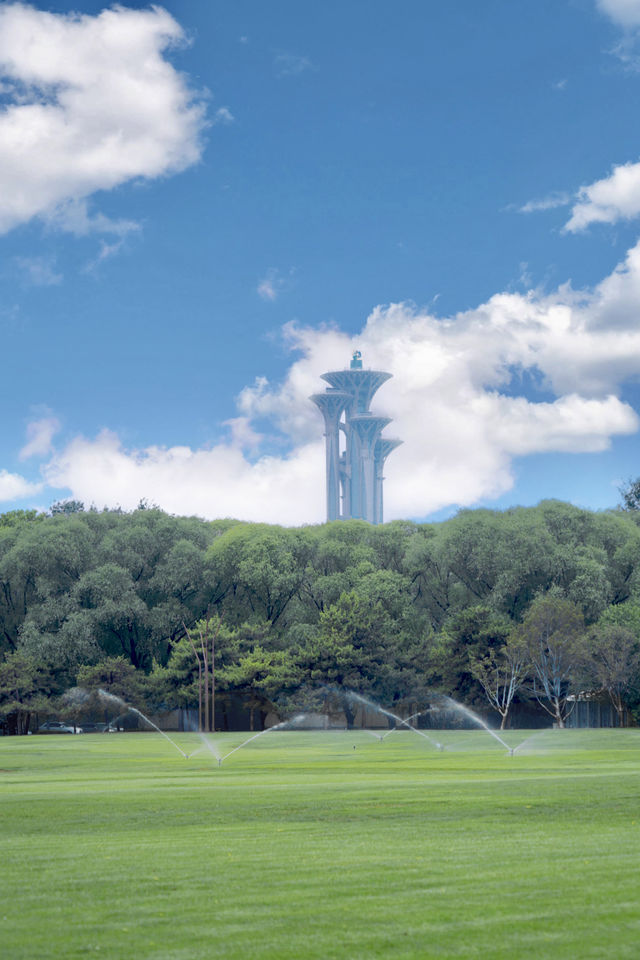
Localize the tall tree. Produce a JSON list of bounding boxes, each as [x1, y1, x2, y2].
[[433, 605, 512, 704], [0, 651, 55, 734], [469, 635, 529, 729], [517, 593, 586, 728], [585, 623, 640, 724], [182, 614, 223, 732], [299, 590, 395, 726]]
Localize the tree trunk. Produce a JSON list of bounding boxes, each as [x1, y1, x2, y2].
[[553, 697, 565, 728], [202, 646, 209, 732], [611, 691, 625, 727], [210, 627, 215, 733]]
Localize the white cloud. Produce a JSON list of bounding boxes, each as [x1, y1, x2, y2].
[[21, 237, 640, 522], [7, 234, 640, 522], [0, 3, 206, 235], [518, 192, 570, 214], [564, 160, 640, 231], [597, 0, 640, 28], [19, 416, 60, 460], [223, 417, 263, 454], [44, 430, 324, 526], [0, 469, 42, 502]]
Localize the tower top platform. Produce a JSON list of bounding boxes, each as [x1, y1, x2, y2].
[[320, 369, 392, 415]]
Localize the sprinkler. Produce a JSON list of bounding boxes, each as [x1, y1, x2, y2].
[[508, 748, 514, 757], [218, 758, 222, 767], [437, 743, 444, 752]]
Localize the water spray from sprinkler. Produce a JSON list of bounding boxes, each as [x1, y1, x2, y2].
[[381, 709, 426, 740], [97, 689, 188, 759], [218, 713, 308, 764], [440, 695, 512, 754], [346, 691, 443, 751]]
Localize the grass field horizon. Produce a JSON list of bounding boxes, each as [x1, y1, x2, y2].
[[3, 728, 640, 959]]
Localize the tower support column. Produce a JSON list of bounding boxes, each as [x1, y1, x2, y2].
[[310, 392, 350, 521]]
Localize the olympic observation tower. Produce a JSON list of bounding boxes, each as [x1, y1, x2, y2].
[[310, 351, 401, 524]]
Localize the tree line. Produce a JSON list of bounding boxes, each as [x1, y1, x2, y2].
[[1, 497, 640, 733]]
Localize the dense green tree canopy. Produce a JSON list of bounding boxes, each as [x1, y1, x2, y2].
[[2, 500, 640, 732]]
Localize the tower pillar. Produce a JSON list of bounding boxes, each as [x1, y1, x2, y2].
[[310, 392, 350, 521]]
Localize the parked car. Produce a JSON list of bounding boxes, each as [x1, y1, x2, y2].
[[38, 721, 82, 734], [79, 722, 107, 733]]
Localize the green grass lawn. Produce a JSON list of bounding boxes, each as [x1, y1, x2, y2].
[[2, 728, 639, 960]]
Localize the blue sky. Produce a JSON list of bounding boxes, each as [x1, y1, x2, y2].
[[2, 0, 640, 523]]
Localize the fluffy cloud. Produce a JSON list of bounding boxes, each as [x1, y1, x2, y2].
[[565, 161, 640, 231], [0, 469, 42, 503], [0, 3, 205, 234], [25, 238, 640, 523], [44, 431, 325, 526], [19, 417, 60, 460]]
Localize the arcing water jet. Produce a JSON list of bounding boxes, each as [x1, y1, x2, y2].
[[440, 695, 512, 753], [218, 713, 308, 765], [381, 709, 425, 740], [98, 690, 188, 758], [346, 692, 444, 751]]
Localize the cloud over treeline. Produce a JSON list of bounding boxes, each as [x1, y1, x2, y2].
[[15, 239, 640, 523]]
